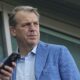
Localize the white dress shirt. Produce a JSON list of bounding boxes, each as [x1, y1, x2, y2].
[[12, 45, 37, 80]]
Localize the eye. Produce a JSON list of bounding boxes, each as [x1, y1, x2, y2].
[[33, 22, 39, 25], [22, 23, 31, 27]]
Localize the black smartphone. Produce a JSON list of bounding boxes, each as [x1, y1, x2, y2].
[[0, 53, 20, 70]]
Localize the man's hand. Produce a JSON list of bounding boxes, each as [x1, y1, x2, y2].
[[0, 62, 16, 80]]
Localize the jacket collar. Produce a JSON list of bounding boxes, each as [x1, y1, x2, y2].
[[35, 41, 49, 80]]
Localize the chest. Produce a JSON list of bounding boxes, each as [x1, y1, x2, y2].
[[16, 54, 35, 80]]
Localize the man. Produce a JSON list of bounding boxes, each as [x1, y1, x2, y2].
[[0, 6, 80, 80]]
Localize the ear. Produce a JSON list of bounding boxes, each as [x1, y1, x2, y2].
[[10, 27, 16, 37]]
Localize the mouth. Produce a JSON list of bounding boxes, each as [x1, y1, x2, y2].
[[28, 35, 37, 39], [28, 34, 37, 36]]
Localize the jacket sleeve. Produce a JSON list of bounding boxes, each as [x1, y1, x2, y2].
[[59, 46, 80, 80]]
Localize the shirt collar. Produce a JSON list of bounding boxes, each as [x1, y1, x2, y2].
[[17, 44, 37, 55], [31, 44, 37, 54]]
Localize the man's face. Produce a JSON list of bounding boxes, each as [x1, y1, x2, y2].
[[11, 11, 40, 46]]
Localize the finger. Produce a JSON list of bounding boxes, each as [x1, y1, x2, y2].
[[0, 69, 12, 77], [12, 62, 16, 67], [2, 76, 10, 80], [0, 63, 3, 67], [4, 66, 13, 73], [0, 72, 11, 80]]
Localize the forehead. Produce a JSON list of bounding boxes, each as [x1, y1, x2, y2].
[[15, 11, 39, 22]]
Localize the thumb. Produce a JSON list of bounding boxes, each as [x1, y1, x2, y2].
[[0, 63, 3, 67]]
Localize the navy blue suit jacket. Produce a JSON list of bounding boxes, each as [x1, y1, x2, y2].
[[35, 41, 80, 80]]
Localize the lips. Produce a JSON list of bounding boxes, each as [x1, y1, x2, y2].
[[28, 35, 37, 36], [28, 35, 37, 39]]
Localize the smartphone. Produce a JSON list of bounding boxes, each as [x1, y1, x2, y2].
[[0, 53, 20, 70]]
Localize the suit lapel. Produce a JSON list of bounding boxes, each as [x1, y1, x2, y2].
[[35, 42, 49, 80]]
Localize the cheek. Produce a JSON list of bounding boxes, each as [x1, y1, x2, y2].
[[17, 28, 28, 34], [36, 27, 40, 33], [16, 30, 26, 37]]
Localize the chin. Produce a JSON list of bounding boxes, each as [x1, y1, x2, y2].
[[28, 39, 39, 45]]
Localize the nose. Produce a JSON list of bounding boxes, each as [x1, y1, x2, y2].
[[29, 23, 36, 30], [28, 23, 36, 32]]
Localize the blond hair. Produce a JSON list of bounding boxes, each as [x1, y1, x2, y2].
[[9, 6, 40, 26]]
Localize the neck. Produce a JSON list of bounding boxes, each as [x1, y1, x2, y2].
[[19, 47, 31, 56], [18, 44, 35, 56]]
